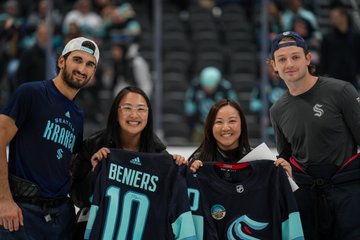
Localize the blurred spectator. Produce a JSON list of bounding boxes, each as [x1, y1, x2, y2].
[[168, 0, 191, 11], [0, 0, 25, 92], [63, 0, 103, 38], [63, 22, 83, 45], [15, 21, 57, 87], [198, 0, 216, 10], [215, 0, 253, 21], [11, 0, 36, 17], [250, 64, 286, 143], [281, 0, 322, 41], [268, 1, 283, 39], [292, 16, 320, 64], [215, 0, 243, 8], [106, 43, 152, 98], [92, 0, 112, 14], [256, 1, 283, 52], [101, 2, 141, 44], [25, 0, 63, 35], [292, 17, 315, 44], [185, 66, 239, 143], [319, 3, 360, 90]]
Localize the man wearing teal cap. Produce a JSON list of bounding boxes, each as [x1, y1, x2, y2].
[[200, 66, 221, 89], [185, 66, 239, 143]]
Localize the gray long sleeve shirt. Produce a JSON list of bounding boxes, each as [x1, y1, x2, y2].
[[270, 77, 360, 167]]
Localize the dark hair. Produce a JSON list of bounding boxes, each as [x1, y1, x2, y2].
[[81, 40, 96, 53], [103, 86, 156, 152], [56, 52, 70, 74], [292, 17, 315, 40], [330, 3, 352, 27], [188, 99, 251, 162]]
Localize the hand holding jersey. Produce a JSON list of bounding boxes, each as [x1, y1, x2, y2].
[[189, 160, 203, 173], [85, 149, 197, 240], [90, 147, 110, 170], [274, 158, 292, 177], [71, 86, 189, 239], [191, 154, 293, 178], [187, 161, 304, 239], [91, 147, 188, 171], [172, 154, 188, 166]]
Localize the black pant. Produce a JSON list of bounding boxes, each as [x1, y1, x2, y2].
[[292, 159, 360, 240], [73, 207, 89, 240]]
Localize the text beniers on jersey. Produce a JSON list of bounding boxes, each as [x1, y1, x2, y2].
[[108, 163, 159, 192]]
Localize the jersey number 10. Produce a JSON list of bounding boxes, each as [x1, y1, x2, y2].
[[90, 185, 150, 240]]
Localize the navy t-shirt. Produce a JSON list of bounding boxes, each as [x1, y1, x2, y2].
[[1, 80, 84, 197]]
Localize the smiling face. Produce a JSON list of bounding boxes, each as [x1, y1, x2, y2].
[[212, 105, 241, 151], [59, 50, 97, 90], [118, 92, 149, 137], [271, 44, 311, 85]]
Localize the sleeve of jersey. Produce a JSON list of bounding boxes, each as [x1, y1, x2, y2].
[[185, 171, 213, 240], [187, 184, 204, 240], [84, 161, 106, 240], [169, 165, 197, 240], [340, 83, 360, 145], [269, 108, 292, 160], [0, 84, 33, 127], [277, 168, 304, 240]]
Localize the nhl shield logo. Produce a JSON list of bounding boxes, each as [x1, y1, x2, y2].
[[236, 185, 244, 193]]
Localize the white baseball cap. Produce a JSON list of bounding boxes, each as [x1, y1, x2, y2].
[[61, 37, 100, 65]]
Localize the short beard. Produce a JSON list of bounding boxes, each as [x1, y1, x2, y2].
[[61, 62, 90, 90]]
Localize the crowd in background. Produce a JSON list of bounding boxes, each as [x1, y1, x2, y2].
[[1, 0, 360, 146], [0, 0, 148, 136]]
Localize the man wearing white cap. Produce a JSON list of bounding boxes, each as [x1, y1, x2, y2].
[[0, 37, 100, 239]]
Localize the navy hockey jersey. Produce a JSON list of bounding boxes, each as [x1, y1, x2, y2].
[[186, 160, 304, 240], [84, 149, 197, 240]]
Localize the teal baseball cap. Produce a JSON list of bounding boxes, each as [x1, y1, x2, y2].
[[200, 67, 221, 88]]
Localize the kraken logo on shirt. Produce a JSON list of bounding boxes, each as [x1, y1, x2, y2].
[[313, 104, 324, 117], [227, 215, 269, 239], [56, 149, 63, 160], [42, 119, 76, 151]]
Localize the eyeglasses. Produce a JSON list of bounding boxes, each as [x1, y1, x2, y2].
[[119, 105, 149, 114]]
